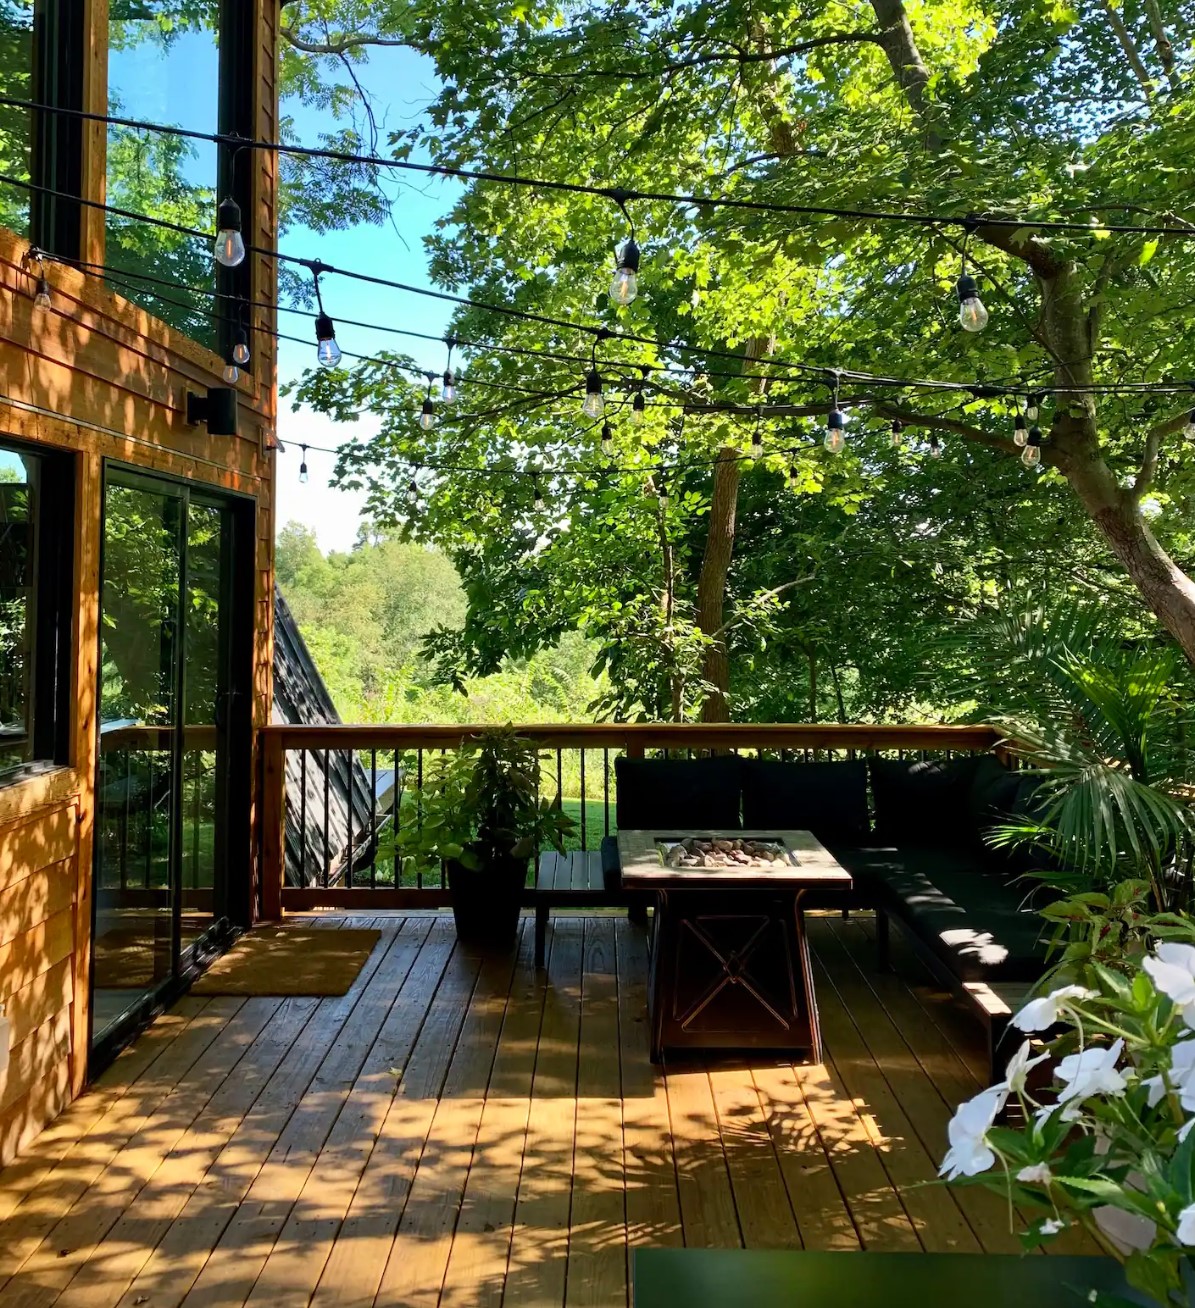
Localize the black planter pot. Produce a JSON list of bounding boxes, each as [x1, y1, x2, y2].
[[445, 853, 529, 948]]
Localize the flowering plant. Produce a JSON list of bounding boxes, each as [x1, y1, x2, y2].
[[942, 945, 1195, 1307]]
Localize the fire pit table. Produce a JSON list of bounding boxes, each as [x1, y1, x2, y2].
[[617, 829, 851, 1062]]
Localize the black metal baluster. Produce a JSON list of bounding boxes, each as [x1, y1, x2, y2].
[[300, 748, 307, 886], [369, 747, 377, 890], [322, 747, 331, 889], [579, 748, 587, 851], [416, 748, 424, 891], [345, 749, 356, 888], [603, 749, 610, 838]]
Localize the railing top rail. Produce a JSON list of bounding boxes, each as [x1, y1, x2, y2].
[[260, 722, 1003, 751]]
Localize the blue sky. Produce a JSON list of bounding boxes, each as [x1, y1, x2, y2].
[[273, 47, 461, 552]]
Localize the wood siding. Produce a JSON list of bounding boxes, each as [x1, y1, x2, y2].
[[0, 0, 279, 1162]]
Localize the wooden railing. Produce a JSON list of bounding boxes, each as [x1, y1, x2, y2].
[[257, 722, 1004, 917]]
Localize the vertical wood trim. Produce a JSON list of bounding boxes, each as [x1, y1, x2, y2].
[[81, 0, 109, 267], [259, 730, 285, 921], [69, 450, 101, 1094]]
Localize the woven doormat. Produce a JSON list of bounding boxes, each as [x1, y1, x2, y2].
[[191, 927, 382, 996]]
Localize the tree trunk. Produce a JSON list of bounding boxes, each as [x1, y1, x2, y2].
[[697, 446, 741, 722]]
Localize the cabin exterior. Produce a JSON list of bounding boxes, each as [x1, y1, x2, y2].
[[0, 0, 279, 1162]]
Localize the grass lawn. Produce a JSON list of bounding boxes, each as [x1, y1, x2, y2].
[[558, 796, 612, 849]]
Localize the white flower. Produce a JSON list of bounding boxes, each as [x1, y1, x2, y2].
[[1017, 1162, 1052, 1185], [1002, 1041, 1049, 1094], [1040, 1217, 1066, 1236], [1180, 1118, 1195, 1144], [1056, 1039, 1129, 1107], [1013, 985, 1096, 1033], [1144, 943, 1195, 1011], [940, 1087, 1004, 1180], [1144, 1039, 1195, 1109], [1177, 1202, 1195, 1246]]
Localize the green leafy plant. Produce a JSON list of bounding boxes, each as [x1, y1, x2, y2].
[[389, 728, 574, 878], [943, 948, 1195, 1306]]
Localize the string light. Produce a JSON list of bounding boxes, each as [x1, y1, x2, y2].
[[929, 433, 943, 458], [956, 228, 988, 333], [601, 422, 614, 458], [657, 473, 669, 508], [419, 374, 437, 431], [232, 325, 250, 367], [213, 196, 245, 269], [824, 384, 845, 454], [311, 266, 341, 368], [221, 353, 240, 385], [583, 368, 604, 419], [1014, 413, 1028, 446], [299, 445, 309, 483], [631, 386, 646, 424], [1022, 426, 1042, 467], [751, 406, 764, 458], [788, 462, 800, 488], [890, 418, 904, 448], [532, 477, 545, 512], [1025, 392, 1042, 422], [442, 339, 456, 404]]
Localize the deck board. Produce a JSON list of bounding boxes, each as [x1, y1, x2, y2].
[[0, 911, 1039, 1307]]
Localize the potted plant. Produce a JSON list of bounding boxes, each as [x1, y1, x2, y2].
[[393, 729, 575, 947], [941, 940, 1195, 1306]]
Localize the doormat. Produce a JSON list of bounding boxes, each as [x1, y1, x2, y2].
[[191, 927, 382, 996]]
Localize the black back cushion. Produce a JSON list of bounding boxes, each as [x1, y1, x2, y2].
[[614, 756, 742, 831], [870, 755, 985, 847], [740, 759, 869, 843]]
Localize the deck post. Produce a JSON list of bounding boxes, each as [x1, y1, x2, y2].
[[260, 731, 286, 921]]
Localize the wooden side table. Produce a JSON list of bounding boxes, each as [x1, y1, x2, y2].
[[617, 829, 851, 1063]]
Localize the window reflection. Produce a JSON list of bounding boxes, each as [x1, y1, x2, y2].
[[0, 447, 35, 772], [0, 0, 34, 238], [105, 0, 220, 348]]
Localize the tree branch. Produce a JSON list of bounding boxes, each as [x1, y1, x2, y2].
[[280, 26, 410, 55], [1135, 407, 1193, 496], [971, 218, 1069, 280], [873, 403, 1029, 462], [1099, 0, 1155, 101]]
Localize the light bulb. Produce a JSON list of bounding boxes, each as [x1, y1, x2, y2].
[[751, 434, 763, 458], [1022, 443, 1041, 467], [314, 313, 340, 368], [533, 483, 545, 512], [1026, 393, 1041, 422], [1185, 408, 1195, 439], [33, 276, 51, 312], [601, 423, 614, 458], [824, 406, 845, 454], [443, 370, 456, 404], [583, 368, 604, 418], [608, 238, 640, 305], [232, 332, 250, 366], [299, 452, 309, 484], [420, 398, 436, 431], [956, 274, 988, 332], [222, 362, 240, 384], [788, 464, 799, 488], [1014, 415, 1028, 447], [890, 419, 904, 448], [930, 435, 943, 458], [631, 391, 646, 423], [214, 197, 246, 269]]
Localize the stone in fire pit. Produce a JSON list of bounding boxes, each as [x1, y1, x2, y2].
[[657, 836, 798, 870]]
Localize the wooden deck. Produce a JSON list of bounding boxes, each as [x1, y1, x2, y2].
[[0, 911, 1087, 1308]]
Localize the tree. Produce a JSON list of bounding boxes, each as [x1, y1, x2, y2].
[[284, 0, 1195, 717]]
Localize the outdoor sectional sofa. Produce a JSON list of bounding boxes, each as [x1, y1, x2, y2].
[[604, 751, 1053, 1077]]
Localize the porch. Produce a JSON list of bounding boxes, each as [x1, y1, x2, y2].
[[0, 910, 1091, 1308]]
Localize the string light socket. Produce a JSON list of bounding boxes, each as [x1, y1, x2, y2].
[[1022, 426, 1043, 467], [583, 368, 604, 419], [824, 405, 845, 454], [631, 387, 646, 424], [532, 478, 545, 512], [214, 196, 246, 269], [314, 313, 340, 368], [419, 375, 436, 431], [299, 445, 309, 483], [600, 422, 614, 458], [33, 273, 51, 312], [890, 418, 904, 448], [956, 273, 988, 332], [442, 338, 456, 403], [609, 237, 640, 306], [929, 433, 943, 458], [1014, 413, 1028, 446]]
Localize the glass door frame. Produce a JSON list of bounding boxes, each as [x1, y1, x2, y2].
[[90, 462, 256, 1070]]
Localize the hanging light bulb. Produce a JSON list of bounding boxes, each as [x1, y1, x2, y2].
[[532, 479, 545, 513], [232, 327, 251, 367], [657, 475, 669, 509], [890, 418, 904, 448], [1025, 392, 1042, 422], [788, 462, 800, 489], [299, 446, 309, 484], [221, 355, 240, 385], [929, 433, 943, 458], [1184, 408, 1195, 439], [609, 237, 640, 306], [824, 406, 845, 454], [315, 313, 341, 368], [956, 272, 989, 332], [601, 423, 614, 458], [33, 274, 51, 312], [419, 376, 436, 431], [1022, 426, 1042, 467], [214, 197, 246, 269], [442, 338, 456, 403], [752, 430, 764, 459], [1014, 413, 1028, 447], [631, 388, 646, 424], [583, 368, 604, 419]]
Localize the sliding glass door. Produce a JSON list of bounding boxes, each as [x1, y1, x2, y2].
[[91, 470, 251, 1057]]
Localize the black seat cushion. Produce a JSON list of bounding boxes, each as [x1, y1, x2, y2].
[[600, 834, 622, 892], [614, 756, 742, 831], [870, 755, 986, 848], [841, 844, 1049, 982], [740, 758, 869, 843]]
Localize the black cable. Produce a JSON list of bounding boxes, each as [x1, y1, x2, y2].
[[10, 172, 1195, 398], [5, 93, 1195, 237]]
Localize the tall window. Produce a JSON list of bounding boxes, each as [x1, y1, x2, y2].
[[105, 0, 221, 350], [0, 0, 34, 239], [0, 438, 71, 779]]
